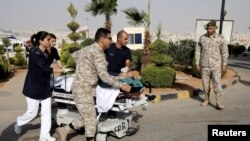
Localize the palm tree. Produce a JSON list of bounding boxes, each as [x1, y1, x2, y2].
[[85, 0, 118, 31], [2, 37, 11, 73], [123, 0, 151, 66]]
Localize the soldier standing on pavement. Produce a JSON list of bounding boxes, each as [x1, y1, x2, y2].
[[195, 20, 229, 110], [56, 28, 131, 141]]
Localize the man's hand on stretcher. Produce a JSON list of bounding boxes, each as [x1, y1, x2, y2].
[[119, 66, 133, 78], [121, 84, 131, 92]]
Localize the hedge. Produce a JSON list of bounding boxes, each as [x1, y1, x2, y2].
[[141, 66, 176, 88]]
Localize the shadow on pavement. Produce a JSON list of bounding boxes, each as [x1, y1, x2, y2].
[[239, 79, 250, 86], [0, 122, 40, 141]]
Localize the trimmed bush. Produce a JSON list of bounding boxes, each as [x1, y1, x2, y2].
[[11, 46, 26, 66], [151, 54, 173, 67], [151, 39, 169, 54], [61, 42, 70, 54], [67, 21, 80, 32], [141, 66, 176, 88], [81, 38, 95, 48], [14, 46, 23, 52], [61, 51, 71, 65], [68, 42, 80, 53], [12, 54, 26, 66], [68, 32, 80, 41], [67, 56, 76, 68]]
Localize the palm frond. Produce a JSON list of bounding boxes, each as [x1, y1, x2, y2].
[[85, 1, 103, 16], [100, 0, 117, 16], [85, 0, 117, 16], [122, 7, 146, 26], [156, 22, 162, 39]]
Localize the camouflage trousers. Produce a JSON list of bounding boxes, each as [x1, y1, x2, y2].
[[201, 66, 222, 95], [71, 86, 97, 137]]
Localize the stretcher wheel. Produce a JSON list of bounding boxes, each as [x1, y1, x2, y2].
[[96, 133, 107, 141], [142, 105, 148, 110]]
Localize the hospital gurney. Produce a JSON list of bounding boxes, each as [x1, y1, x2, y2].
[[51, 74, 155, 141]]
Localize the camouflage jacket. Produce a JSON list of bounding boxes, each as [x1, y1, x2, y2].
[[71, 43, 123, 90], [195, 33, 229, 67]]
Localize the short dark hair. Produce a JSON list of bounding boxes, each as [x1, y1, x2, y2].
[[49, 33, 56, 39], [117, 30, 127, 39], [30, 31, 49, 47], [95, 28, 111, 42]]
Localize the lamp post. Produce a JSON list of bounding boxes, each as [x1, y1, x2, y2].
[[219, 0, 226, 34]]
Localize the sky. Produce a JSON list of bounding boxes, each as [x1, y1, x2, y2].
[[0, 0, 249, 33]]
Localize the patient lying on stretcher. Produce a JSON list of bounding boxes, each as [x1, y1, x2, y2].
[[52, 75, 144, 113]]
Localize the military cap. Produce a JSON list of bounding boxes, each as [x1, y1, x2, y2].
[[205, 20, 217, 29]]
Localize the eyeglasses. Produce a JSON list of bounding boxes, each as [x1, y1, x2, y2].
[[104, 36, 112, 41]]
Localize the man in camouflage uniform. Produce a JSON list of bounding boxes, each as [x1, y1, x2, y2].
[[195, 20, 229, 110], [56, 28, 131, 141]]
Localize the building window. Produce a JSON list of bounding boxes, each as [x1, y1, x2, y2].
[[128, 33, 142, 44], [135, 33, 142, 44], [128, 34, 134, 44]]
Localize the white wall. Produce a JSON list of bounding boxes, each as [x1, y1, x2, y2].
[[124, 27, 145, 50]]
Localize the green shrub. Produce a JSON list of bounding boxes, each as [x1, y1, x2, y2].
[[66, 56, 76, 69], [141, 66, 176, 88], [68, 32, 80, 41], [68, 42, 80, 53], [151, 39, 169, 54], [10, 57, 15, 64], [12, 53, 26, 66], [14, 46, 23, 52], [167, 39, 196, 69], [61, 51, 71, 65], [60, 42, 70, 55], [227, 44, 234, 55], [0, 58, 9, 78], [131, 49, 142, 71], [81, 38, 95, 48], [232, 45, 246, 55], [151, 54, 173, 67], [0, 45, 5, 54], [67, 21, 80, 32]]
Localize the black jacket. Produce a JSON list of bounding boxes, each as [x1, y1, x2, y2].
[[23, 47, 53, 100]]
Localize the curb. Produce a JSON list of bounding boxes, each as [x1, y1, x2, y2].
[[153, 75, 240, 103]]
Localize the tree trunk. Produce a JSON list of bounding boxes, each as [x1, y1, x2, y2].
[[141, 31, 151, 67], [105, 15, 112, 31]]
